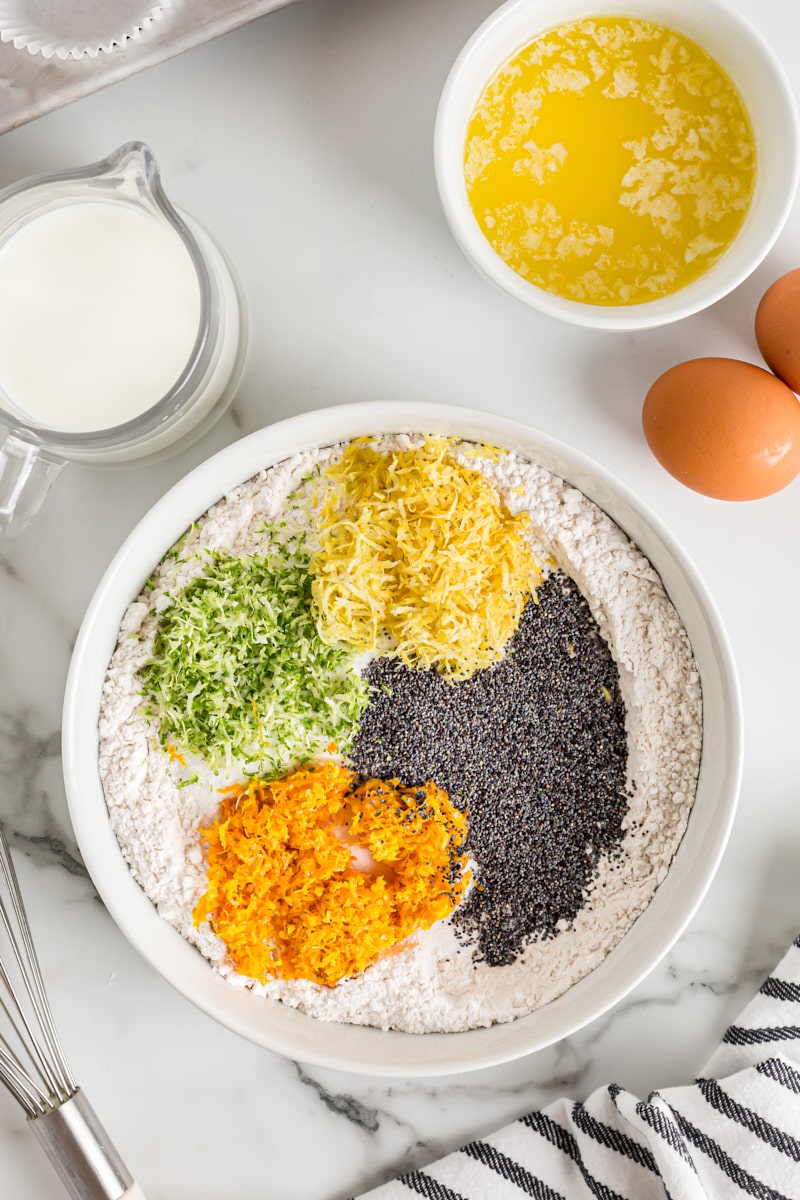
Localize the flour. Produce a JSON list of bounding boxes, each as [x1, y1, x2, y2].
[[98, 437, 702, 1033]]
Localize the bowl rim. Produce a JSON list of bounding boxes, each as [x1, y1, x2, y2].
[[433, 0, 800, 332], [62, 401, 743, 1076]]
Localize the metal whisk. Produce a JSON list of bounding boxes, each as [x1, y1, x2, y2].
[[0, 820, 144, 1199]]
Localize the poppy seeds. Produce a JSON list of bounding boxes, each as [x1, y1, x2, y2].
[[351, 572, 629, 967]]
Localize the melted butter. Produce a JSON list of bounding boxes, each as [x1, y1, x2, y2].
[[464, 17, 756, 305]]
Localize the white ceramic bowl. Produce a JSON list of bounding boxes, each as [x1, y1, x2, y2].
[[62, 402, 742, 1075], [434, 0, 799, 331]]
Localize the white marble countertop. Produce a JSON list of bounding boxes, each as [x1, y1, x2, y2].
[[1, 0, 800, 1196]]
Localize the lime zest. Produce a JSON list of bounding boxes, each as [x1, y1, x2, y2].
[[139, 539, 369, 775]]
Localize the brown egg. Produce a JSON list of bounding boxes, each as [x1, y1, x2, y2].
[[642, 357, 800, 500], [755, 268, 800, 392]]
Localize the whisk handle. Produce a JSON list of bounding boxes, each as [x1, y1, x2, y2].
[[29, 1088, 144, 1200]]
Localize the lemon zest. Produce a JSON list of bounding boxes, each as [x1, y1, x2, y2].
[[310, 437, 542, 679]]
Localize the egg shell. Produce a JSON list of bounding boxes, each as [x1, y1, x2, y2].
[[755, 268, 800, 392], [642, 356, 800, 500]]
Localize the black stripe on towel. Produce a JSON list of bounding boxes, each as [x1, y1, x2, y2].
[[668, 1104, 793, 1200], [461, 1140, 565, 1200], [400, 1171, 467, 1200], [697, 1077, 800, 1162], [760, 977, 800, 1003], [756, 1058, 800, 1095], [723, 1026, 800, 1046], [635, 1099, 698, 1171], [521, 1112, 627, 1200], [571, 1101, 659, 1174]]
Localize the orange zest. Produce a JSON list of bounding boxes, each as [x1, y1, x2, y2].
[[250, 697, 267, 747], [193, 761, 470, 987]]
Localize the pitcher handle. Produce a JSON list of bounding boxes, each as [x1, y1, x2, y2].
[[0, 432, 63, 537]]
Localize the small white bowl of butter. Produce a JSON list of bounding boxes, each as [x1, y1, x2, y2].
[[434, 0, 799, 330]]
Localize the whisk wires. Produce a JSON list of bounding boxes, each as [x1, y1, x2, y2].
[[0, 821, 76, 1117]]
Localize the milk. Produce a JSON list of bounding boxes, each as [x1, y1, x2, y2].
[[0, 201, 202, 432]]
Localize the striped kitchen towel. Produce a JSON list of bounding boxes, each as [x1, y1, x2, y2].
[[358, 935, 800, 1200]]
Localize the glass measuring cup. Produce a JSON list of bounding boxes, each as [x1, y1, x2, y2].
[[0, 141, 248, 536]]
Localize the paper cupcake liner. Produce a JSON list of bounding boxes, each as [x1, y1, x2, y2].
[[0, 0, 172, 61]]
